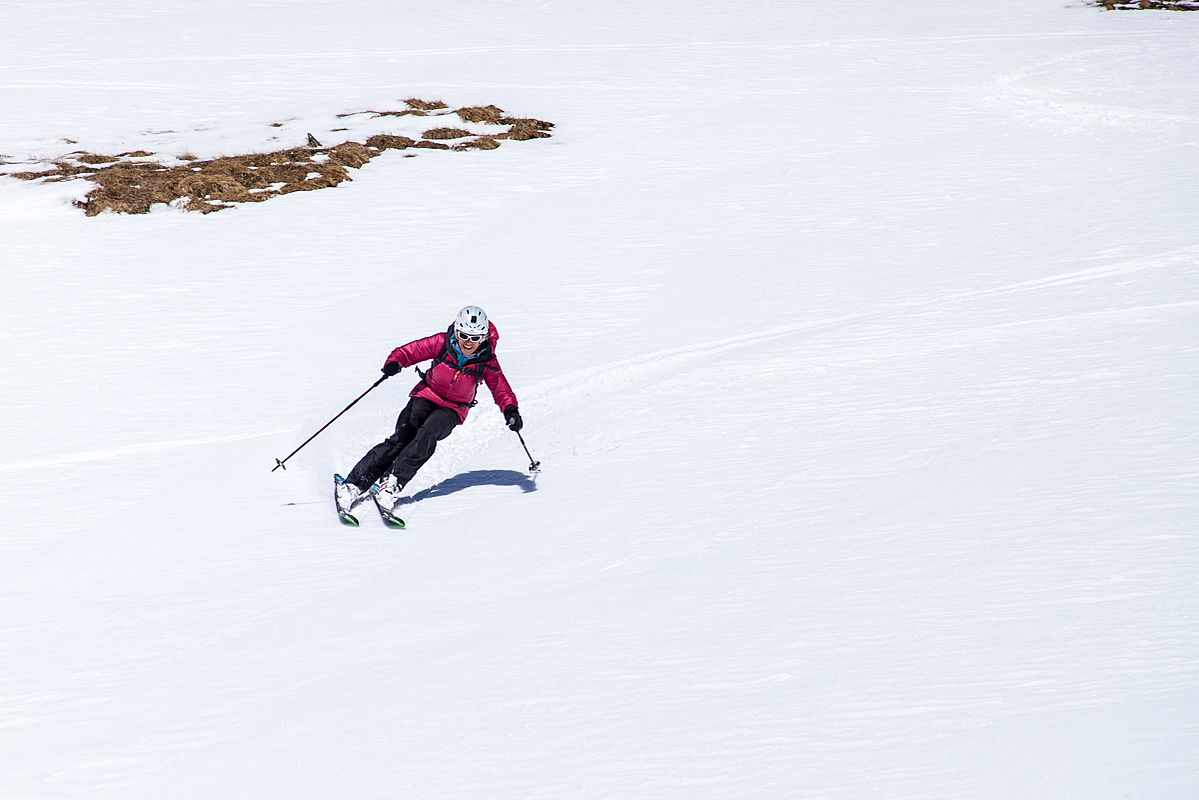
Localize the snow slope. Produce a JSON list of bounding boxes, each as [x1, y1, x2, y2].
[[1, 0, 1197, 797]]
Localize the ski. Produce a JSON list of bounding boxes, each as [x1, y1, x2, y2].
[[372, 495, 406, 529], [333, 474, 360, 527]]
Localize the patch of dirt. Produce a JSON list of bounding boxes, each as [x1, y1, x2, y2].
[[6, 101, 554, 215]]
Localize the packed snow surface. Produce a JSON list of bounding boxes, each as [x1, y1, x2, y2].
[[1, 1, 1197, 797]]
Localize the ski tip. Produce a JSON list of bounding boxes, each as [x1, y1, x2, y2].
[[338, 513, 360, 527], [379, 508, 406, 529]]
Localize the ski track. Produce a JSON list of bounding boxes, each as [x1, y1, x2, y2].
[[987, 43, 1199, 135], [423, 242, 1197, 519], [0, 429, 291, 473]]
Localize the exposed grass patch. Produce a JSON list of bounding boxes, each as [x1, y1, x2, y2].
[[423, 128, 472, 140], [405, 98, 448, 111], [1095, 0, 1199, 8], [453, 136, 502, 151], [327, 141, 373, 168], [457, 105, 506, 124], [6, 100, 554, 215], [62, 150, 355, 215], [364, 134, 417, 150], [497, 118, 555, 141], [75, 153, 120, 165]]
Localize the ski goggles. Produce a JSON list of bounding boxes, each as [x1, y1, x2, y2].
[[456, 330, 485, 343]]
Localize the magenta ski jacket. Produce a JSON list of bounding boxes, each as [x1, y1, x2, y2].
[[382, 322, 518, 424]]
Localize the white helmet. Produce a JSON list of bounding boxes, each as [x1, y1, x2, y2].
[[454, 305, 489, 336]]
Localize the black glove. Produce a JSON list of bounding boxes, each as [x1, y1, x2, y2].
[[504, 405, 523, 432], [381, 361, 401, 377]]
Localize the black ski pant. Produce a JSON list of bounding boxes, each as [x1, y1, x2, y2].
[[346, 397, 459, 490]]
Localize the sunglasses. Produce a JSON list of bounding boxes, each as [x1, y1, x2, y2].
[[456, 330, 485, 343]]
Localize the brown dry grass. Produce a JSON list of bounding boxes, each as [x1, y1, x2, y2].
[[457, 105, 506, 124], [498, 118, 556, 140], [423, 128, 472, 140], [177, 173, 253, 202], [453, 137, 502, 151], [7, 101, 554, 215], [328, 142, 372, 168], [12, 167, 64, 180], [1097, 0, 1199, 7], [66, 149, 353, 215], [364, 134, 416, 150], [405, 98, 448, 111]]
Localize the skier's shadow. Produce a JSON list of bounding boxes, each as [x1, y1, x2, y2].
[[394, 469, 538, 508]]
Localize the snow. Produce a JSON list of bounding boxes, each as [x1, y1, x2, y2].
[[1, 0, 1197, 797]]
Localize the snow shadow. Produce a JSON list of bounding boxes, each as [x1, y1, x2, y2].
[[396, 469, 537, 507]]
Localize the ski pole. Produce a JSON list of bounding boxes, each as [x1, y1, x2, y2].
[[271, 374, 390, 472], [517, 430, 541, 473]]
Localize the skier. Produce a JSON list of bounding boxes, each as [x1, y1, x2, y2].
[[335, 305, 522, 514]]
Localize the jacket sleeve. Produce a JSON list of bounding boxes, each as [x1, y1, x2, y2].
[[483, 358, 518, 412], [384, 333, 443, 370]]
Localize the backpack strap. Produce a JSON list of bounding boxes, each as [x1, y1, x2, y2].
[[412, 328, 481, 408]]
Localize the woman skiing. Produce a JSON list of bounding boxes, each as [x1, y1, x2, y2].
[[335, 305, 522, 514]]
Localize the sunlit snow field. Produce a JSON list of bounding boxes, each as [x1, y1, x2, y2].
[[1, 1, 1196, 797]]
